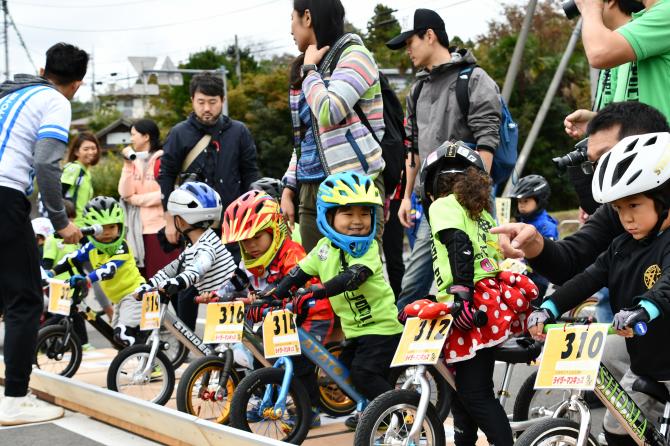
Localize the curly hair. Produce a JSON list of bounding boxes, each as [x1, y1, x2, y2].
[[435, 167, 492, 220]]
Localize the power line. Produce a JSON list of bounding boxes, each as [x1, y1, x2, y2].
[[8, 12, 36, 71], [15, 0, 282, 33], [11, 0, 157, 8]]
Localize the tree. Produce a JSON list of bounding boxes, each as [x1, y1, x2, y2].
[[472, 0, 591, 210], [364, 4, 410, 72]]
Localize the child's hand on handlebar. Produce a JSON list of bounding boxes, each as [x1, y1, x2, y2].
[[133, 283, 154, 300], [527, 308, 555, 341], [612, 306, 650, 338], [68, 274, 90, 289]]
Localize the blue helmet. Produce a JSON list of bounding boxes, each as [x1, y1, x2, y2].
[[316, 172, 383, 258], [167, 182, 222, 227]]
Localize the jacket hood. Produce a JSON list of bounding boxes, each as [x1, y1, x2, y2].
[[187, 112, 232, 135], [416, 48, 478, 80], [0, 74, 53, 99]]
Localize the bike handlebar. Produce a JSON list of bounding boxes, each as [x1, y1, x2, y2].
[[543, 321, 647, 336]]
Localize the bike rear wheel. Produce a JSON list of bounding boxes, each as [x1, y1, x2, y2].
[[34, 324, 82, 378], [316, 342, 356, 416], [354, 389, 445, 446], [176, 354, 239, 424], [229, 367, 311, 445], [514, 417, 598, 446], [107, 344, 175, 405]]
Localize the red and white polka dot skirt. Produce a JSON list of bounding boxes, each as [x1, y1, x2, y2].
[[444, 271, 538, 363]]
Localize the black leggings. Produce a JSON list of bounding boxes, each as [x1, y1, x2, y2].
[[451, 347, 513, 446]]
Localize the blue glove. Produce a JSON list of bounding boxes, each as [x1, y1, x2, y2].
[[68, 274, 88, 288]]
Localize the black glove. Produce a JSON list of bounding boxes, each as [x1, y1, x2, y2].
[[613, 306, 650, 331]]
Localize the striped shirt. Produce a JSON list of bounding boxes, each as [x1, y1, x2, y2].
[[283, 33, 385, 190], [149, 229, 235, 293]]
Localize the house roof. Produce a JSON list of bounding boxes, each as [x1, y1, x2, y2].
[[95, 118, 134, 138]]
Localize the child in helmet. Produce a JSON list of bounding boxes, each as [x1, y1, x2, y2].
[[220, 190, 334, 427], [409, 141, 538, 446], [51, 196, 145, 346], [508, 175, 558, 300], [528, 133, 670, 446], [135, 182, 236, 306], [249, 177, 302, 245], [268, 171, 403, 430], [509, 174, 558, 239]]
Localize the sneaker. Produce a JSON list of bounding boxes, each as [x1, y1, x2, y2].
[[82, 343, 95, 352], [246, 408, 263, 423], [345, 414, 359, 430], [0, 393, 64, 426], [150, 365, 162, 382]]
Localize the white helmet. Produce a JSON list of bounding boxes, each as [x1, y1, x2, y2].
[[592, 132, 670, 204], [31, 217, 54, 238], [167, 182, 222, 227]]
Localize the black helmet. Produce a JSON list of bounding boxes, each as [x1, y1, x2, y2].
[[249, 177, 283, 200], [509, 175, 551, 211], [420, 140, 486, 212]]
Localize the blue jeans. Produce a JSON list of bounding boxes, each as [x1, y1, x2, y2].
[[396, 216, 435, 311], [595, 287, 613, 323]]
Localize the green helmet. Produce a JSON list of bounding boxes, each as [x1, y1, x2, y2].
[[83, 196, 126, 255]]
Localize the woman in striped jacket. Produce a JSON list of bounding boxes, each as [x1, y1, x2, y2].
[[280, 0, 386, 251]]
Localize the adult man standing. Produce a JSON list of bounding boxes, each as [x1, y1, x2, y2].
[[386, 8, 501, 309], [158, 73, 259, 329], [0, 42, 88, 425], [565, 0, 670, 135]]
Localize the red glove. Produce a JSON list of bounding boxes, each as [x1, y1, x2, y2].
[[247, 303, 269, 323]]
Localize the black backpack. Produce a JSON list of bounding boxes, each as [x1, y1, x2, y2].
[[330, 44, 407, 194]]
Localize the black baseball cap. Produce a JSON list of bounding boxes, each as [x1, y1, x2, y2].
[[386, 8, 449, 50]]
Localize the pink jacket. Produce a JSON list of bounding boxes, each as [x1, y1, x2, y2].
[[118, 150, 165, 234]]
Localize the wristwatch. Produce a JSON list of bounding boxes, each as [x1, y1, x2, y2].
[[300, 64, 318, 78]]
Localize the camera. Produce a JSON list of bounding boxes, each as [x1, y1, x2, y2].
[[121, 146, 137, 161], [552, 138, 589, 172], [562, 0, 580, 19]]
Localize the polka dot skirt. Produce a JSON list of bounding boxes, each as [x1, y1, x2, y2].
[[444, 271, 538, 364]]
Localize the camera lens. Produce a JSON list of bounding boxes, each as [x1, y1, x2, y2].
[[552, 147, 588, 172], [562, 0, 580, 19]]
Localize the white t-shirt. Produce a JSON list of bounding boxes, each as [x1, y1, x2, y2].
[[0, 85, 71, 195]]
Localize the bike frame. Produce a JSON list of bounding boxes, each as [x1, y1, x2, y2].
[[550, 362, 670, 446]]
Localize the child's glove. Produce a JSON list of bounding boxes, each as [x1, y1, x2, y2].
[[612, 306, 650, 331], [45, 270, 55, 278], [527, 308, 555, 329], [162, 278, 181, 298], [134, 283, 153, 300], [247, 302, 268, 323], [68, 274, 88, 288], [452, 300, 476, 331]]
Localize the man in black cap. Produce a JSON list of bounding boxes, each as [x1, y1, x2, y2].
[[389, 8, 502, 309], [388, 12, 511, 445]]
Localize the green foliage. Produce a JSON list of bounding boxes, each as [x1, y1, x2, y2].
[[472, 0, 591, 210], [227, 64, 292, 180], [88, 107, 122, 133], [90, 151, 124, 199], [71, 100, 93, 120], [363, 4, 411, 72]]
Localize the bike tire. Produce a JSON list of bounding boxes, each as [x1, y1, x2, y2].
[[176, 354, 239, 424], [34, 324, 83, 378], [316, 342, 356, 416], [388, 365, 451, 422], [159, 328, 189, 369], [354, 389, 445, 446], [229, 367, 311, 445], [107, 344, 175, 406], [514, 417, 598, 446]]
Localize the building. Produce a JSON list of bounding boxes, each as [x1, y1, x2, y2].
[[100, 83, 159, 120], [95, 118, 133, 150]]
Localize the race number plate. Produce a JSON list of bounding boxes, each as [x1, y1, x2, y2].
[[391, 316, 452, 367], [140, 291, 161, 331], [203, 301, 245, 343], [535, 324, 609, 390], [47, 279, 72, 316], [495, 197, 512, 226], [262, 309, 301, 359]]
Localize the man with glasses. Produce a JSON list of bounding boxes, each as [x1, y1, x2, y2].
[[494, 101, 669, 283]]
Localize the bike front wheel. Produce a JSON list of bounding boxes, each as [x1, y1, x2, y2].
[[34, 324, 82, 378], [514, 417, 598, 446], [513, 371, 575, 422], [107, 344, 175, 405], [388, 365, 451, 422], [354, 389, 445, 446], [229, 367, 311, 445], [176, 354, 239, 424], [159, 327, 189, 369]]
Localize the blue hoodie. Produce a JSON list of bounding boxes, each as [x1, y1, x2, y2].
[[520, 209, 559, 240]]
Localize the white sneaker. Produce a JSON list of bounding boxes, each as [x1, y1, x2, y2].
[[0, 393, 64, 426]]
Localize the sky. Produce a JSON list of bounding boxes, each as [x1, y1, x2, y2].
[[4, 0, 526, 101]]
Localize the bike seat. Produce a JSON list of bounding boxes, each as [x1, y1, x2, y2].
[[632, 376, 670, 404], [493, 337, 542, 364]]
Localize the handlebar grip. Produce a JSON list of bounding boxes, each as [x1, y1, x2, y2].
[[633, 321, 647, 336], [80, 225, 103, 237]]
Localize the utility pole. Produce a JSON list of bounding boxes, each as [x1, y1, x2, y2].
[[503, 18, 584, 196], [234, 34, 241, 84], [501, 0, 538, 102], [91, 49, 97, 113], [3, 0, 8, 80]]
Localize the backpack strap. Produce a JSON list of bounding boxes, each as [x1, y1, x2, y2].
[[408, 79, 425, 167], [455, 63, 477, 117]]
